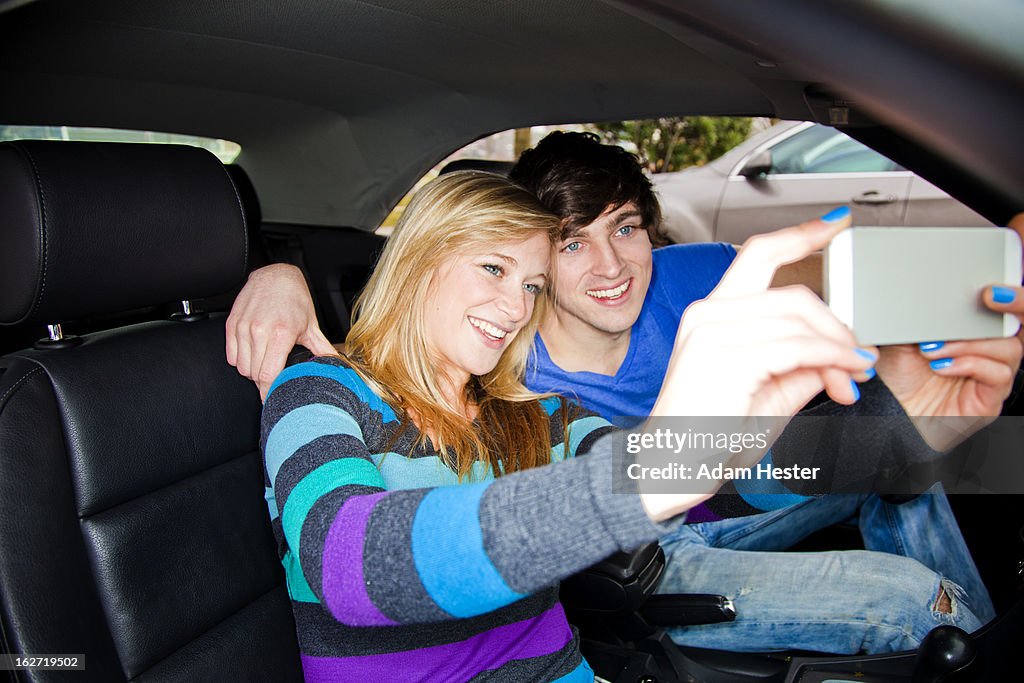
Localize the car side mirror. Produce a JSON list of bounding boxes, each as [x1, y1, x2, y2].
[[739, 149, 772, 179]]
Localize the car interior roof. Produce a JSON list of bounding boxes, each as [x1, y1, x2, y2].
[[1, 0, 1021, 229]]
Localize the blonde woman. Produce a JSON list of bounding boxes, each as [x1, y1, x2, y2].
[[260, 171, 875, 682]]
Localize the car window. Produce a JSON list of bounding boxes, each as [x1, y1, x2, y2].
[[0, 125, 241, 164], [769, 124, 898, 174]]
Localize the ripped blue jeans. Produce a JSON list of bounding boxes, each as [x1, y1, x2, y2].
[[656, 485, 993, 654]]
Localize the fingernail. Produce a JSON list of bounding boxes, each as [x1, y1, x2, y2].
[[930, 358, 953, 371], [855, 347, 877, 362], [850, 379, 860, 401], [821, 206, 851, 223], [919, 341, 945, 352], [992, 286, 1016, 304], [864, 367, 876, 380]]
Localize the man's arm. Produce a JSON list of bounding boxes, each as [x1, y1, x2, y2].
[[225, 263, 335, 399]]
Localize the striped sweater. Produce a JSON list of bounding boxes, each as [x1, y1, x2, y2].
[[261, 356, 675, 682]]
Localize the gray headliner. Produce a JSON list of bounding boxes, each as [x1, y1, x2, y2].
[[0, 0, 801, 228], [1, 0, 1018, 228]]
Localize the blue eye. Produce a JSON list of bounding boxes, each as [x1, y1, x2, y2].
[[523, 282, 543, 295], [482, 264, 503, 276], [616, 225, 636, 237], [562, 241, 581, 253]]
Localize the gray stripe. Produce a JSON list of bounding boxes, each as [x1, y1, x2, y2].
[[273, 432, 374, 505], [261, 372, 387, 450], [301, 487, 376, 600], [291, 589, 559, 657], [481, 438, 679, 594], [362, 488, 451, 623]]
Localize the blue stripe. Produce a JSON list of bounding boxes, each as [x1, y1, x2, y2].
[[564, 415, 610, 457], [265, 404, 363, 485], [733, 450, 809, 510], [267, 362, 397, 423], [371, 452, 495, 489], [553, 659, 595, 682], [265, 486, 278, 522], [539, 396, 561, 416], [411, 482, 524, 618]]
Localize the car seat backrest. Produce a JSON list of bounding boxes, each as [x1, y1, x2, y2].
[[0, 141, 302, 682]]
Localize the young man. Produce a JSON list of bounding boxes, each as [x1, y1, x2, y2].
[[227, 132, 1024, 653]]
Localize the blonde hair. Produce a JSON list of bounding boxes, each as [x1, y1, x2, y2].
[[346, 171, 562, 478]]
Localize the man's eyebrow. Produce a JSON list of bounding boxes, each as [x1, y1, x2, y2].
[[612, 208, 643, 224], [562, 226, 591, 240]]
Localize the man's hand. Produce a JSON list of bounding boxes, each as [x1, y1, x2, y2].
[[225, 264, 335, 399]]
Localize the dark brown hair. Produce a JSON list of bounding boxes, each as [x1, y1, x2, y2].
[[509, 131, 665, 246]]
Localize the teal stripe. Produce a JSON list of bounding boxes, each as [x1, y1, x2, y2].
[[411, 482, 524, 618], [265, 403, 363, 486], [281, 458, 384, 599], [563, 415, 610, 457], [283, 549, 318, 603], [267, 362, 397, 422]]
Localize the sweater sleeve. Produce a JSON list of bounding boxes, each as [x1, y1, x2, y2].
[[769, 377, 944, 495], [261, 359, 671, 627]]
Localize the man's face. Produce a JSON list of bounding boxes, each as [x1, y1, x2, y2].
[[549, 202, 654, 337]]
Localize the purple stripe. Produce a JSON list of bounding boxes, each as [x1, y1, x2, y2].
[[300, 603, 574, 682], [321, 491, 398, 626], [684, 502, 721, 524]]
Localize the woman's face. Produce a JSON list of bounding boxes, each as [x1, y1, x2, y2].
[[423, 233, 551, 388]]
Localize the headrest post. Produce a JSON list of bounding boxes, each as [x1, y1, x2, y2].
[[171, 299, 208, 323], [33, 322, 82, 350]]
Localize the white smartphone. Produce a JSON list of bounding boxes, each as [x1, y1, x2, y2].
[[825, 226, 1022, 345]]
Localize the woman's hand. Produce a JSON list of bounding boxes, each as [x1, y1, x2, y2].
[[642, 209, 877, 521], [872, 213, 1024, 449], [652, 208, 876, 420]]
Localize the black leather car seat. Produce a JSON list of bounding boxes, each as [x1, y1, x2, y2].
[[0, 141, 303, 682]]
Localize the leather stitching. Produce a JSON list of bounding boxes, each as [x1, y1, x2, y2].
[[12, 142, 49, 323], [0, 366, 44, 414], [218, 161, 250, 281]]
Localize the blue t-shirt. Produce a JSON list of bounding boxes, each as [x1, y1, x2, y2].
[[524, 242, 808, 518], [525, 242, 736, 420]]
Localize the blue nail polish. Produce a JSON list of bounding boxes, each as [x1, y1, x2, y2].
[[919, 341, 945, 352], [850, 379, 860, 401], [864, 367, 876, 380], [992, 286, 1016, 304], [930, 358, 953, 371], [855, 347, 877, 362], [821, 206, 851, 223]]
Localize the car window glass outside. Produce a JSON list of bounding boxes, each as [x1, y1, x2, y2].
[[769, 124, 897, 174], [0, 125, 241, 164]]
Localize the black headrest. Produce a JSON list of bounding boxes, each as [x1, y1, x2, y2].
[[0, 140, 248, 326], [225, 163, 263, 228]]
